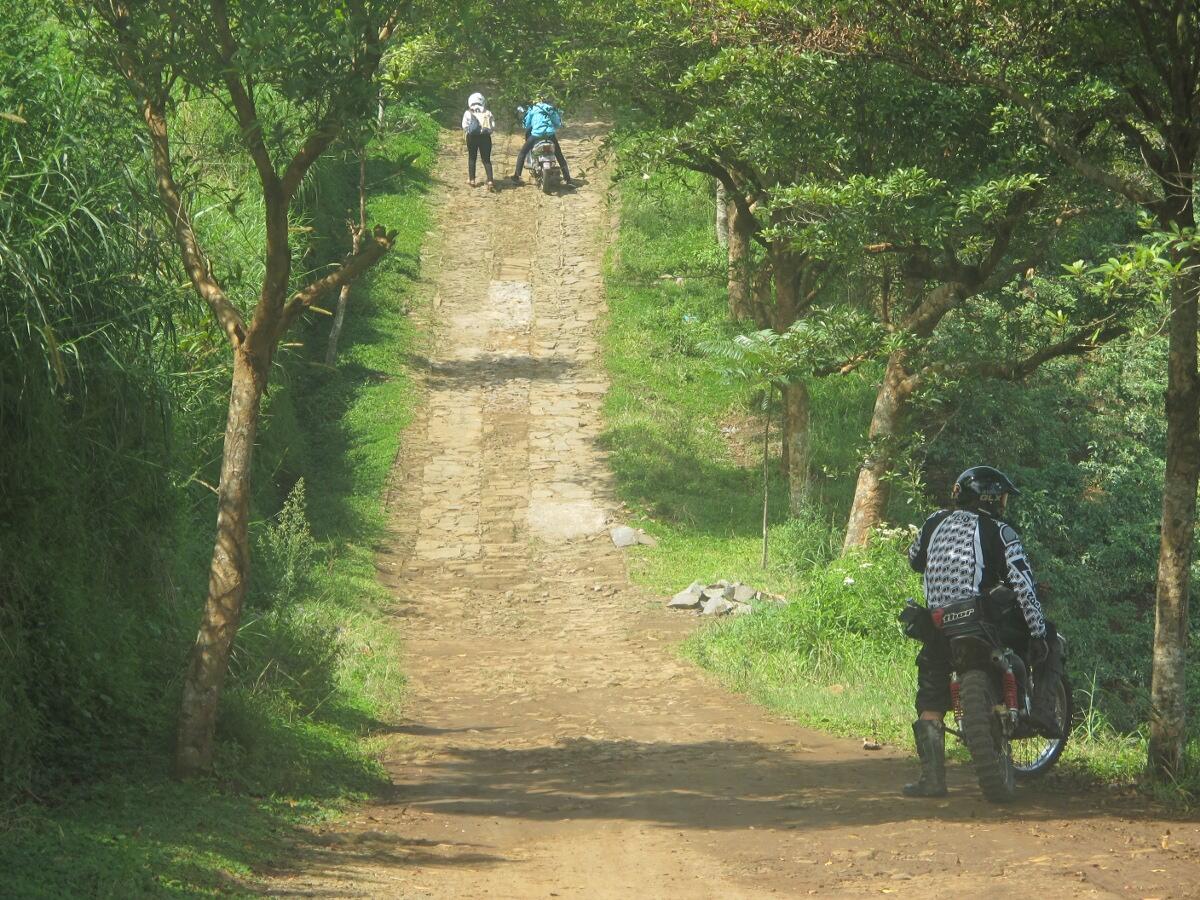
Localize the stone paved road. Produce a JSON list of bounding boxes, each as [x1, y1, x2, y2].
[[267, 120, 1200, 899]]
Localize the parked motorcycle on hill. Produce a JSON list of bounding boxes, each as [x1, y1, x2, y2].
[[516, 106, 563, 194], [902, 592, 1072, 801]]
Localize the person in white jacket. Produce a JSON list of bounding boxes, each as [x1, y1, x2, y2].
[[461, 92, 496, 191]]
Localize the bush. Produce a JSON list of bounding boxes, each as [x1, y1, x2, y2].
[[258, 479, 319, 609]]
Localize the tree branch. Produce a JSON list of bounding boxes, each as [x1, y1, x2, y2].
[[280, 14, 395, 202], [279, 225, 396, 333], [211, 0, 281, 194], [677, 152, 769, 248], [898, 280, 967, 339], [1125, 0, 1175, 89], [813, 347, 879, 377], [140, 96, 247, 346], [992, 204, 1093, 285], [93, 3, 247, 347], [973, 183, 1043, 282], [970, 322, 1129, 380], [1115, 118, 1170, 181]]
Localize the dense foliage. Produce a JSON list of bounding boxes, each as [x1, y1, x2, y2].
[[0, 0, 438, 812]]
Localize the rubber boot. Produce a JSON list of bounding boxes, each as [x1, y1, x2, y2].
[[903, 719, 948, 797], [1030, 639, 1065, 737]]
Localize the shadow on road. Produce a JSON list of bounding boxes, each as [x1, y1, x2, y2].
[[384, 737, 1161, 831], [269, 735, 1183, 891]]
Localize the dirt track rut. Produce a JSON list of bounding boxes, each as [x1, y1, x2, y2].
[[269, 120, 1200, 898]]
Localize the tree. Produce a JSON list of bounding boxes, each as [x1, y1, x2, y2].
[[74, 0, 407, 777], [772, 167, 1132, 550], [327, 28, 439, 366], [668, 40, 1132, 542]]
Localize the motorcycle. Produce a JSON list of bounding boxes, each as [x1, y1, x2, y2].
[[516, 106, 563, 194], [903, 592, 1072, 802]]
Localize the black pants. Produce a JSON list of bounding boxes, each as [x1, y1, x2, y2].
[[915, 616, 1059, 714], [466, 132, 493, 183], [513, 133, 570, 180]]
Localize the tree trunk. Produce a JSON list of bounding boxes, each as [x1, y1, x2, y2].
[[747, 259, 773, 329], [326, 282, 353, 366], [326, 151, 367, 366], [762, 387, 771, 568], [843, 350, 912, 551], [769, 247, 798, 332], [727, 200, 752, 321], [783, 380, 811, 515], [1148, 254, 1200, 778], [780, 417, 790, 478], [770, 249, 810, 513], [175, 349, 268, 777], [715, 181, 729, 249]]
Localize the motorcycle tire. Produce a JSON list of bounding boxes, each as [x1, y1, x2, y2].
[[542, 170, 559, 194], [960, 669, 1016, 802], [1013, 671, 1072, 778]]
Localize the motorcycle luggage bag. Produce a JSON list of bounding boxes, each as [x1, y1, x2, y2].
[[933, 597, 986, 638]]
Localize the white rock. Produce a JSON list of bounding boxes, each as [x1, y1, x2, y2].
[[702, 584, 735, 601], [731, 602, 753, 616], [668, 588, 703, 609], [732, 583, 756, 603], [609, 525, 639, 547], [701, 597, 735, 616]]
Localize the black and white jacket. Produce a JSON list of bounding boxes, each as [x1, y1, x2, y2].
[[907, 508, 1046, 638]]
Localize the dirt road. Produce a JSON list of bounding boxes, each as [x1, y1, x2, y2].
[[269, 121, 1200, 898]]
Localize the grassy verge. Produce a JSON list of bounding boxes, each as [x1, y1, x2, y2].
[[602, 170, 1195, 795], [0, 113, 439, 898]]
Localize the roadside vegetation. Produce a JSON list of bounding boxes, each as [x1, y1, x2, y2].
[[563, 0, 1200, 792], [0, 8, 438, 892], [603, 170, 1197, 795]]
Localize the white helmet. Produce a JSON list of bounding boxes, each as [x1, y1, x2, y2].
[[468, 92, 486, 109]]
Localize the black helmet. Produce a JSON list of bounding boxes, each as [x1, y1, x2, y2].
[[952, 465, 1020, 512]]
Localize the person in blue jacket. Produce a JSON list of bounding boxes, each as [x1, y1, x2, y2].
[[511, 97, 573, 185]]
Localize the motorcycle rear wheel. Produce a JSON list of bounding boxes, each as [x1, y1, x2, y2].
[[960, 669, 1016, 802], [1013, 671, 1072, 778], [542, 169, 559, 193]]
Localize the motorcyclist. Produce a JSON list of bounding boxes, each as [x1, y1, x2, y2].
[[511, 95, 573, 186], [901, 465, 1065, 797]]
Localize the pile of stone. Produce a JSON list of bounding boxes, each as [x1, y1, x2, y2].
[[666, 580, 780, 617]]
